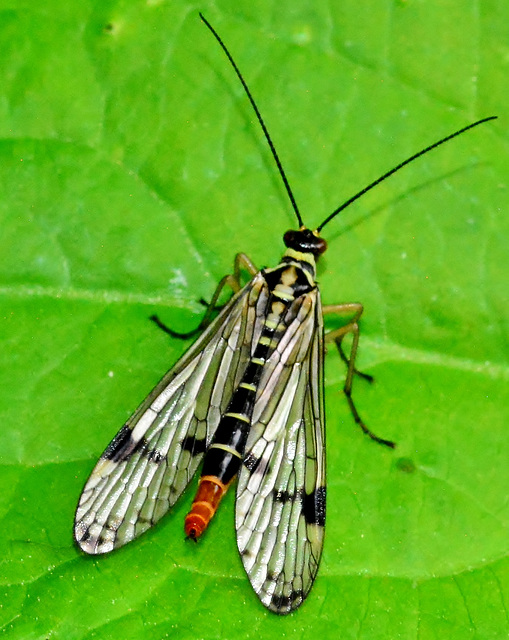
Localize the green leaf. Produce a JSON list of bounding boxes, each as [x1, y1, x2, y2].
[[1, 1, 508, 638]]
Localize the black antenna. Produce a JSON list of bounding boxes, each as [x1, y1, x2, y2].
[[200, 13, 304, 227], [200, 14, 497, 235], [316, 115, 497, 232]]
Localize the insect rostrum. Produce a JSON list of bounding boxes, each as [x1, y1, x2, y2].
[[74, 13, 496, 615]]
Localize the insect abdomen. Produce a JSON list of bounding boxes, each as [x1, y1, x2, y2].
[[184, 355, 265, 538], [184, 263, 313, 540], [184, 475, 230, 538]]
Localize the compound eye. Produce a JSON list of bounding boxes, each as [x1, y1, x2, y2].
[[313, 235, 327, 255], [283, 229, 327, 255]]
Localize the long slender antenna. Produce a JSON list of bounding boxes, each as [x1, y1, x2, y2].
[[200, 13, 304, 227], [316, 116, 497, 232], [200, 15, 497, 235]]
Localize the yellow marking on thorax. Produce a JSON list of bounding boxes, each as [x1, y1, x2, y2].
[[280, 250, 317, 288], [284, 248, 316, 269], [281, 265, 298, 286], [270, 301, 286, 316], [273, 288, 294, 301]]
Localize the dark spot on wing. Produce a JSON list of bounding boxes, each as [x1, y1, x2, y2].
[[79, 528, 92, 543], [181, 435, 207, 456], [303, 486, 326, 526], [148, 449, 164, 464], [271, 589, 304, 613], [103, 425, 135, 462], [243, 452, 261, 473], [273, 488, 304, 504], [136, 438, 166, 465], [274, 489, 289, 503]]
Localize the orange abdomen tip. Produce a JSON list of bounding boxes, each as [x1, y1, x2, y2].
[[184, 476, 229, 539]]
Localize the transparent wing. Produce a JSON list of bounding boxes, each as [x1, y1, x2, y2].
[[75, 272, 269, 554], [236, 290, 326, 614]]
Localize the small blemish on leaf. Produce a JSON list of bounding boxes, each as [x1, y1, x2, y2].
[[292, 25, 313, 46], [395, 457, 416, 474], [103, 21, 123, 35]]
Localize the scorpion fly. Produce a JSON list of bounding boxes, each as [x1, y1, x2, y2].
[[74, 12, 496, 614]]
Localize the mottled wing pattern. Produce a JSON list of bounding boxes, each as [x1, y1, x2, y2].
[[75, 273, 269, 554], [236, 289, 326, 614]]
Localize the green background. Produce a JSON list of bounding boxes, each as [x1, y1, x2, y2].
[[1, 0, 508, 638]]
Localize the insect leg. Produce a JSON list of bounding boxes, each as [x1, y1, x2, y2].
[[323, 303, 371, 376], [323, 303, 395, 448], [151, 252, 258, 339], [323, 304, 373, 382]]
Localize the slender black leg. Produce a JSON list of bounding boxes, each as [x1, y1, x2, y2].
[[323, 303, 395, 449], [151, 252, 258, 340]]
